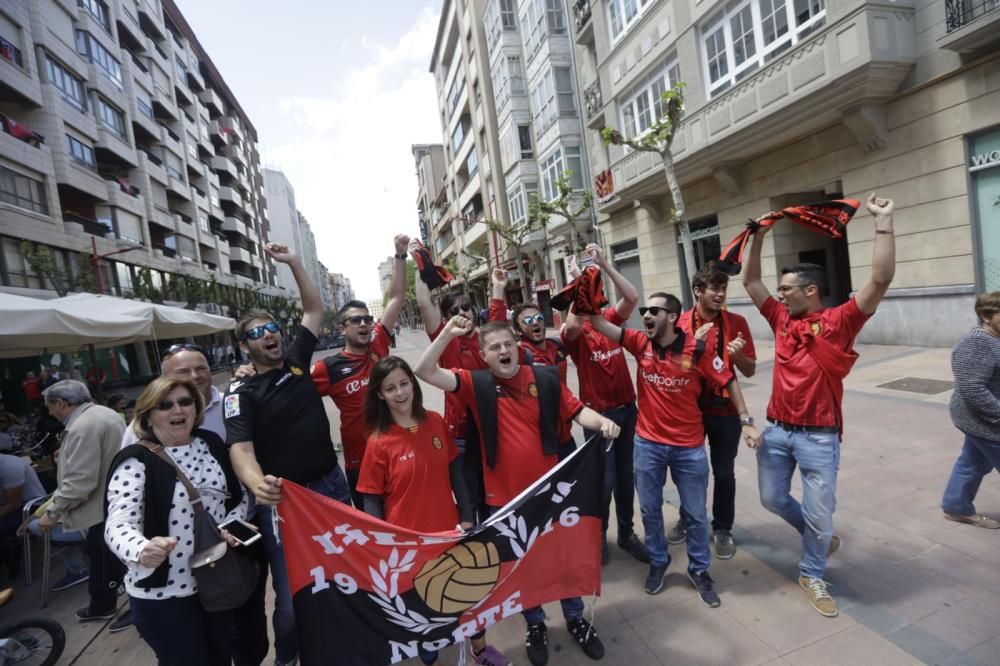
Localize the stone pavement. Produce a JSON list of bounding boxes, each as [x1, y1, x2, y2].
[[5, 328, 998, 665]]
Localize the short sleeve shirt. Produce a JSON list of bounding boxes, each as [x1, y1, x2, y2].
[[0, 454, 46, 507], [355, 412, 460, 533], [311, 323, 393, 470], [562, 308, 636, 413], [676, 309, 756, 417], [761, 297, 869, 427], [429, 322, 487, 440], [452, 366, 584, 506], [620, 328, 734, 446], [224, 328, 339, 484]]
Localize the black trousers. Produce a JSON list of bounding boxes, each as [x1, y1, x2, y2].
[[231, 538, 269, 666], [131, 594, 233, 666], [703, 413, 741, 532], [85, 521, 121, 613]]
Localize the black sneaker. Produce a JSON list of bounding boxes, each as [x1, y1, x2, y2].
[[645, 564, 668, 595], [666, 519, 686, 544], [525, 621, 548, 666], [617, 533, 650, 563], [567, 618, 604, 660], [601, 538, 609, 566], [52, 571, 89, 591], [76, 607, 116, 622], [713, 530, 736, 560], [108, 608, 134, 633], [688, 570, 721, 608]]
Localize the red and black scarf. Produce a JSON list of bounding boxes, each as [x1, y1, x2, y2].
[[409, 240, 452, 289], [550, 266, 609, 314]]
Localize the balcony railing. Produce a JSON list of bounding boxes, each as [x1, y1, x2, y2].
[[584, 79, 602, 120], [572, 0, 592, 29], [945, 0, 1000, 31]]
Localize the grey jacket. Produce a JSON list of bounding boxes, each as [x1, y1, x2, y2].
[[50, 403, 125, 530], [949, 327, 1000, 442]]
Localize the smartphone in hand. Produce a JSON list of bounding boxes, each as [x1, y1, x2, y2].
[[218, 517, 261, 546]]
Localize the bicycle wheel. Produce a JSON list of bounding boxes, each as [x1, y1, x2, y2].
[[0, 617, 65, 666]]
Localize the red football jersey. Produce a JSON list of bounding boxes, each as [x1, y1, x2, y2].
[[562, 308, 636, 413], [452, 366, 584, 507], [761, 296, 869, 427], [429, 321, 487, 440], [620, 328, 734, 446], [311, 322, 392, 470], [676, 309, 756, 417], [355, 411, 460, 533]]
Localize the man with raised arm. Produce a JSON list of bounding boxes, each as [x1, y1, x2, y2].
[[742, 192, 896, 618]]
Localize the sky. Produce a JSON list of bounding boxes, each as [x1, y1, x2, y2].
[[175, 0, 444, 301]]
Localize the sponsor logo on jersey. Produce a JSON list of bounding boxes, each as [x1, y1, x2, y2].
[[224, 394, 240, 418]]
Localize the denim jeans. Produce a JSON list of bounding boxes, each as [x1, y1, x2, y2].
[[756, 425, 840, 579], [585, 403, 638, 541], [633, 437, 711, 572], [941, 433, 1000, 516], [259, 465, 351, 663], [28, 519, 87, 574]]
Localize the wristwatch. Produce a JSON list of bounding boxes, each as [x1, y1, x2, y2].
[[394, 253, 407, 260], [740, 416, 755, 427]]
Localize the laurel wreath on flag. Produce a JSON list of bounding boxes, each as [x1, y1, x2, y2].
[[494, 479, 577, 559], [368, 548, 456, 635]]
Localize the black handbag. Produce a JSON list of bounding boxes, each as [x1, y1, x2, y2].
[[140, 441, 259, 612]]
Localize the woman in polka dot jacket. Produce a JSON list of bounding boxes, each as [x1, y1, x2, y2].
[[104, 376, 249, 665]]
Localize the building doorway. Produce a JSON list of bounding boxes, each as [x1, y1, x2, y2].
[[612, 239, 645, 330]]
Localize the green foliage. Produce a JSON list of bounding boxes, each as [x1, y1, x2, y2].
[[20, 241, 98, 297], [528, 171, 594, 253], [601, 83, 685, 154]]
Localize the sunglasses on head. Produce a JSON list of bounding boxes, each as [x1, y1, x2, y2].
[[155, 396, 196, 411], [343, 315, 375, 326], [448, 303, 473, 317], [639, 306, 676, 317], [161, 343, 203, 360], [242, 321, 281, 341], [521, 313, 545, 326]]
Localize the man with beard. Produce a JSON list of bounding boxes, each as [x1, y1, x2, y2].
[[589, 294, 761, 607], [742, 193, 896, 618], [561, 244, 648, 565], [225, 242, 351, 666], [669, 267, 757, 560], [312, 234, 409, 507], [415, 317, 621, 666]]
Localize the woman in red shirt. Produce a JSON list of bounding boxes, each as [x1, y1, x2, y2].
[[357, 357, 510, 666]]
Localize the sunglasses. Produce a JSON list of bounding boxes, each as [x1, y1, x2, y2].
[[343, 315, 375, 326], [448, 303, 473, 316], [243, 321, 281, 341], [161, 343, 203, 360], [639, 306, 677, 317], [155, 396, 196, 411], [521, 313, 545, 326]]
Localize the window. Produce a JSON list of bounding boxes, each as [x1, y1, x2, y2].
[[452, 118, 468, 153], [0, 166, 49, 214], [564, 146, 584, 190], [679, 216, 721, 272], [490, 55, 524, 112], [508, 184, 528, 227], [45, 56, 87, 111], [96, 97, 126, 137], [606, 0, 655, 42], [531, 66, 574, 132], [75, 31, 122, 89], [136, 96, 154, 118], [518, 124, 533, 159], [501, 0, 517, 28], [546, 0, 567, 33], [485, 0, 517, 50], [540, 146, 584, 201], [66, 134, 96, 168], [0, 34, 23, 68], [554, 67, 575, 115], [523, 0, 544, 60], [78, 0, 111, 33], [448, 74, 465, 115], [466, 149, 478, 178], [2, 238, 43, 288], [115, 262, 134, 293], [702, 0, 826, 97], [620, 58, 681, 138]]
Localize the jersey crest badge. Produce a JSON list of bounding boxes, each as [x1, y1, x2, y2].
[[432, 436, 443, 450], [810, 322, 822, 336], [712, 356, 725, 372], [527, 383, 538, 397], [680, 355, 692, 371], [289, 365, 303, 376], [370, 351, 379, 361]]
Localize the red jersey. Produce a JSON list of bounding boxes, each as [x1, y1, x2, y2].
[[562, 308, 636, 413], [620, 328, 734, 446], [761, 296, 869, 427], [429, 321, 487, 440], [311, 322, 392, 470], [22, 378, 42, 401], [452, 366, 584, 507], [355, 411, 460, 532], [677, 309, 756, 417]]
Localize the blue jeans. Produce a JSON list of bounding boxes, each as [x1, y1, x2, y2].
[[260, 466, 351, 663], [941, 433, 1000, 515], [757, 425, 840, 579], [28, 519, 87, 574], [633, 437, 710, 572], [585, 403, 638, 541]]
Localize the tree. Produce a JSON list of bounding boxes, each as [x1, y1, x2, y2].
[[530, 172, 594, 255], [601, 83, 696, 287], [131, 267, 164, 303], [20, 241, 98, 297], [481, 208, 546, 303]]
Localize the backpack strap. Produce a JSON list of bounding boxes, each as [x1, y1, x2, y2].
[[531, 365, 561, 456], [470, 370, 500, 470]]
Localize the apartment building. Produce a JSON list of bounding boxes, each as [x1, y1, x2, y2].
[[329, 270, 353, 313], [429, 0, 509, 306], [377, 255, 394, 298], [413, 142, 446, 251], [571, 0, 1000, 345], [483, 0, 595, 313], [0, 0, 282, 306]]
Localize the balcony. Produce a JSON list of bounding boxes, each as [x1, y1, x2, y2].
[[247, 226, 259, 245], [152, 84, 177, 120], [940, 0, 1000, 55], [222, 216, 247, 237], [165, 168, 190, 200], [219, 186, 243, 208], [583, 79, 603, 129], [572, 0, 594, 46], [137, 0, 166, 41], [463, 219, 487, 246], [230, 246, 253, 264], [211, 155, 237, 178], [221, 117, 243, 142], [224, 142, 246, 166], [159, 123, 182, 154], [199, 88, 224, 117], [209, 119, 229, 145]]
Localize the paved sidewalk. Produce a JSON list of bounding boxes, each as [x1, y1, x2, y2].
[[6, 329, 998, 665]]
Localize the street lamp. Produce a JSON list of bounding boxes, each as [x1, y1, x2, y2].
[[90, 236, 141, 295]]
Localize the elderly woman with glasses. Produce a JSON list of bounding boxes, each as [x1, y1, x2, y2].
[[105, 376, 249, 665]]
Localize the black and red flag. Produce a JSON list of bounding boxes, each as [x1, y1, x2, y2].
[[278, 437, 604, 665]]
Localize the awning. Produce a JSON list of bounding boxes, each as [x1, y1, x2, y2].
[[53, 293, 235, 339]]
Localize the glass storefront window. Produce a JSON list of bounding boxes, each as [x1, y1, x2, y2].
[[970, 130, 1000, 291]]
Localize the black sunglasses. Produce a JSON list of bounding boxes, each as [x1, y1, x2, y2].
[[448, 303, 473, 317], [243, 321, 281, 341], [639, 306, 677, 317], [161, 343, 204, 360], [343, 315, 375, 326], [155, 396, 196, 411]]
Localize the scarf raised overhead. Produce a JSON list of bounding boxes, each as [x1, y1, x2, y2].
[[549, 266, 609, 315], [409, 239, 452, 289]]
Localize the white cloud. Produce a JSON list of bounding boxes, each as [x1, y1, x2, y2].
[[265, 6, 442, 301]]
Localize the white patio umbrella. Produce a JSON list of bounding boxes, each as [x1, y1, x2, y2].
[[0, 292, 150, 358], [53, 293, 235, 339]]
